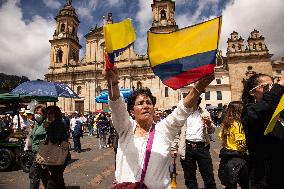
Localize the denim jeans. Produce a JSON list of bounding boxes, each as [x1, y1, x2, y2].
[[73, 135, 81, 152], [99, 133, 107, 149]]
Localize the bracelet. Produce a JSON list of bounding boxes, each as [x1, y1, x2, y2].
[[193, 86, 201, 94], [107, 81, 119, 88]]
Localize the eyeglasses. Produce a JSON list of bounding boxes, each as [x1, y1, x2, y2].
[[249, 83, 273, 93]]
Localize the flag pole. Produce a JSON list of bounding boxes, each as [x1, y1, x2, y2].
[[103, 15, 114, 97]]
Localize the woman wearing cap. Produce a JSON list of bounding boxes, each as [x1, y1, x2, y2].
[[104, 66, 214, 189]]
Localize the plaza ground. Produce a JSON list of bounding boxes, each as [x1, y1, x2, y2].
[[0, 127, 226, 189]]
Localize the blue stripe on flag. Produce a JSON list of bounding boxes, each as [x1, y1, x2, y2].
[[152, 50, 217, 81]]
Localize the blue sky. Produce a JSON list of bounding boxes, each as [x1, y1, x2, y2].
[[0, 0, 284, 79], [19, 0, 229, 54]]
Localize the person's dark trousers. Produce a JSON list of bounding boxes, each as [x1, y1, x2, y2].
[[47, 164, 66, 189], [96, 129, 99, 138], [73, 135, 81, 152], [29, 161, 49, 189], [223, 163, 249, 189], [180, 143, 216, 189]]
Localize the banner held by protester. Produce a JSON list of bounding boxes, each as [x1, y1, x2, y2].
[[148, 16, 222, 90]]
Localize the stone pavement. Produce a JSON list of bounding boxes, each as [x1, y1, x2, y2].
[[0, 127, 225, 189]]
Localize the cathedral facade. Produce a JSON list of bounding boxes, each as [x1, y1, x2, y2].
[[45, 0, 283, 114]]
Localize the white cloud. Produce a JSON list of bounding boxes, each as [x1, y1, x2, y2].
[[106, 0, 120, 7], [43, 0, 61, 9], [134, 0, 152, 54], [176, 0, 219, 28], [77, 0, 98, 21], [175, 0, 189, 5], [219, 0, 284, 59], [175, 0, 284, 59], [0, 0, 55, 79]]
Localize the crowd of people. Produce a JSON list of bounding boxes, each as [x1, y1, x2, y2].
[[0, 70, 283, 189]]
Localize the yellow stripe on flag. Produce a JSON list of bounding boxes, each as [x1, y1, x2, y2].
[[103, 18, 136, 53], [264, 94, 284, 135], [148, 17, 222, 67]]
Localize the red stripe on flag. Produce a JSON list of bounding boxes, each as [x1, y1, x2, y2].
[[104, 52, 114, 71], [163, 64, 214, 90]]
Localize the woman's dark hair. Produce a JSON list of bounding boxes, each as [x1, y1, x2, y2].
[[220, 101, 243, 147], [98, 113, 107, 120], [241, 73, 272, 105], [46, 106, 62, 120], [127, 87, 156, 113], [34, 105, 46, 115]]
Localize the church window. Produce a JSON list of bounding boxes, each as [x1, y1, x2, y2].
[[232, 44, 235, 49], [137, 81, 142, 89], [218, 103, 223, 109], [259, 42, 262, 50], [72, 52, 76, 61], [160, 9, 166, 20], [56, 49, 63, 63], [71, 26, 75, 35], [276, 70, 281, 74], [238, 44, 241, 50], [60, 23, 65, 32], [253, 43, 256, 50], [77, 86, 82, 96], [165, 87, 169, 97], [217, 91, 222, 100], [205, 91, 210, 100], [216, 79, 221, 84]]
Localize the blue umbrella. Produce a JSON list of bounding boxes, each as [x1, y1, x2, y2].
[[11, 80, 79, 98], [95, 88, 132, 103]]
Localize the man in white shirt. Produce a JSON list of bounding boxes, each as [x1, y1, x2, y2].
[[70, 111, 78, 137], [13, 107, 27, 132], [171, 97, 216, 189]]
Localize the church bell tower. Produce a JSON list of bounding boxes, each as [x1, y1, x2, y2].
[[150, 0, 178, 33], [49, 0, 82, 68]]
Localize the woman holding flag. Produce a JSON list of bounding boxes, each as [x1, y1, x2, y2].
[[103, 65, 214, 189], [241, 73, 284, 188]]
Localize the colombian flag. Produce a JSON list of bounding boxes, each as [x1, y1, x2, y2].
[[148, 17, 222, 90], [103, 18, 136, 70], [103, 18, 136, 53]]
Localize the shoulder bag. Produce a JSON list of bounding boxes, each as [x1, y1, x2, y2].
[[35, 139, 69, 165]]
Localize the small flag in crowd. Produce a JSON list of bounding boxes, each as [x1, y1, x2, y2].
[[264, 94, 284, 135], [103, 18, 136, 53], [148, 16, 222, 90], [104, 52, 115, 71], [103, 18, 136, 71]]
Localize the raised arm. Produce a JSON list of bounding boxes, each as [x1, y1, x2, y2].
[[183, 74, 215, 108], [103, 66, 120, 101], [157, 74, 215, 140], [103, 66, 132, 134]]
